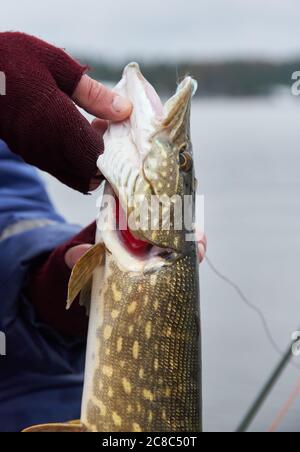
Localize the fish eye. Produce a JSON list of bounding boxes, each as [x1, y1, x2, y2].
[[179, 143, 188, 153], [179, 152, 192, 171]]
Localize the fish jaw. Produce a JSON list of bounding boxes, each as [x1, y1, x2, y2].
[[97, 181, 170, 274], [97, 63, 198, 254]]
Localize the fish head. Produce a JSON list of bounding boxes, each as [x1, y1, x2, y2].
[[97, 63, 197, 263]]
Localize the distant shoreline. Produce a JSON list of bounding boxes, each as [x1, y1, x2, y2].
[[78, 57, 300, 97]]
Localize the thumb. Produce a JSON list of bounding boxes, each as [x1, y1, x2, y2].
[[65, 244, 92, 270], [73, 75, 132, 122]]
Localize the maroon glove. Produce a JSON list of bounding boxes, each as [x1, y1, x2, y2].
[[0, 32, 131, 193], [26, 223, 97, 337]]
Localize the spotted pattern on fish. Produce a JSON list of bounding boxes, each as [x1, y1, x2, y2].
[[85, 251, 201, 432]]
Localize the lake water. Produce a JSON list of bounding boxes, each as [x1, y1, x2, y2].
[[42, 94, 300, 432]]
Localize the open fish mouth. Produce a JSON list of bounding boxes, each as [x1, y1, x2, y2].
[[97, 63, 197, 269]]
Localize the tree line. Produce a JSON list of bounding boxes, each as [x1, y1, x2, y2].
[[80, 57, 300, 97]]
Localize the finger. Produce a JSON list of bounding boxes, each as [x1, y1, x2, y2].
[[65, 244, 92, 270], [196, 231, 207, 263], [89, 171, 102, 191], [89, 119, 107, 191], [198, 242, 206, 263], [91, 118, 109, 135], [73, 75, 132, 121]]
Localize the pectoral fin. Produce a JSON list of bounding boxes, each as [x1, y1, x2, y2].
[[67, 243, 105, 310]]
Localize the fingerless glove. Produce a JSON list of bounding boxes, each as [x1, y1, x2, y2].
[[0, 32, 103, 193], [26, 223, 97, 337]]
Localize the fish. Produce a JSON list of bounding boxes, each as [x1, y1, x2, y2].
[[23, 63, 201, 433]]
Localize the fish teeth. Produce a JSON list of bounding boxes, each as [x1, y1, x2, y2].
[[120, 160, 132, 190]]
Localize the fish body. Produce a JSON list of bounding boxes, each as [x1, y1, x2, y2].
[[23, 63, 201, 433], [81, 64, 201, 432], [81, 251, 201, 432]]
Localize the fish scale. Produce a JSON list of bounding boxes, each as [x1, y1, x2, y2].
[[84, 252, 201, 432]]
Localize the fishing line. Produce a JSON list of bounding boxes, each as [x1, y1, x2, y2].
[[204, 255, 300, 371], [204, 255, 300, 431]]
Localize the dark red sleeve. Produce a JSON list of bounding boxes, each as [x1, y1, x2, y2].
[[0, 32, 103, 193], [26, 223, 97, 337]]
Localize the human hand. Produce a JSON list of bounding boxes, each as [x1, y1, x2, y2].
[[0, 32, 132, 193]]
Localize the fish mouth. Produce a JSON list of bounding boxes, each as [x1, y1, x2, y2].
[[97, 62, 164, 192], [97, 182, 174, 273], [97, 63, 197, 263]]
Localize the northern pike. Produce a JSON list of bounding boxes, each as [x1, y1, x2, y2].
[[24, 63, 201, 433]]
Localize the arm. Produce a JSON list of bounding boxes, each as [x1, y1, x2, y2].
[[0, 32, 132, 336]]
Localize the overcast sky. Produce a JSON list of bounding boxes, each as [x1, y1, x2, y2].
[[1, 0, 300, 61]]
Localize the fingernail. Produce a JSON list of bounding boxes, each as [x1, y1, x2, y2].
[[112, 95, 132, 114]]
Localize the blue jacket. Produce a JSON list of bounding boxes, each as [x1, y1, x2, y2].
[[0, 141, 85, 432]]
